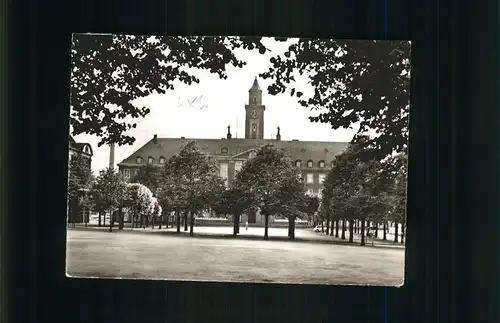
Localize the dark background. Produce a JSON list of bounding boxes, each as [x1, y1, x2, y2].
[[6, 0, 499, 322]]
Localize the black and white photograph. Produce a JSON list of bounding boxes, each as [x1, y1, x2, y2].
[[66, 35, 410, 286]]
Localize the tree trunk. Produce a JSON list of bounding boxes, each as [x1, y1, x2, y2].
[[374, 222, 379, 238], [118, 208, 124, 230], [289, 216, 296, 240], [98, 212, 102, 227], [341, 220, 346, 239], [184, 212, 188, 231], [176, 209, 181, 233], [400, 222, 405, 244], [348, 220, 354, 243], [383, 221, 387, 240], [236, 214, 240, 234], [151, 216, 155, 229], [158, 214, 162, 229], [264, 214, 269, 240], [335, 220, 339, 237], [360, 219, 366, 246], [321, 220, 324, 233], [325, 219, 330, 235], [103, 212, 106, 226], [108, 208, 114, 232], [233, 213, 240, 236], [189, 211, 195, 236], [329, 219, 334, 236], [394, 222, 399, 242]]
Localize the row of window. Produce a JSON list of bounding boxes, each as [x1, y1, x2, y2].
[[122, 168, 140, 180], [135, 156, 166, 164], [295, 160, 331, 168], [304, 173, 326, 184]]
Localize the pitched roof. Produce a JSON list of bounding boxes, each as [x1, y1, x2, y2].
[[69, 136, 93, 156], [249, 77, 261, 91], [118, 137, 349, 166]]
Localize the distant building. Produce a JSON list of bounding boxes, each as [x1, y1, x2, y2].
[[67, 136, 93, 224], [118, 78, 349, 224]]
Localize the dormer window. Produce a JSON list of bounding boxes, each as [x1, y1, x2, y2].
[[136, 156, 143, 164], [159, 157, 166, 164], [319, 160, 325, 168], [331, 160, 335, 168], [307, 160, 313, 168], [148, 157, 154, 164], [295, 160, 302, 167], [221, 147, 228, 154]]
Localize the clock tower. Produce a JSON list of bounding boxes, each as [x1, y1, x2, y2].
[[245, 77, 265, 139]]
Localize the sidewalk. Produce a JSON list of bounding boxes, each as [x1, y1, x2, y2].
[[68, 224, 405, 250]]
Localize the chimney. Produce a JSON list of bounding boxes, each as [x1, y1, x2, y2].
[[276, 126, 281, 141], [109, 143, 115, 170], [227, 125, 232, 139], [181, 136, 185, 139], [153, 134, 158, 144]]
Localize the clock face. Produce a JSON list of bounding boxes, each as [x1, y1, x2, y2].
[[251, 110, 258, 118]]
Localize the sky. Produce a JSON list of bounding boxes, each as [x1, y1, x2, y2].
[[72, 37, 368, 175]]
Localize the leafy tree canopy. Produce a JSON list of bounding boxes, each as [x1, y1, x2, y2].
[[260, 39, 411, 159], [234, 144, 303, 216], [71, 35, 268, 146], [67, 153, 94, 200], [92, 167, 127, 212], [124, 182, 154, 216], [160, 141, 223, 213], [132, 163, 162, 195]]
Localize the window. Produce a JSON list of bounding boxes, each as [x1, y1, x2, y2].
[[135, 169, 140, 176], [220, 163, 229, 187], [253, 97, 257, 104], [123, 169, 131, 181], [295, 160, 302, 167], [221, 147, 228, 154], [306, 173, 314, 183], [319, 173, 326, 183], [136, 156, 143, 164], [307, 160, 313, 168], [148, 157, 154, 164], [159, 157, 166, 164], [234, 161, 243, 173], [319, 160, 325, 168], [331, 160, 335, 168]]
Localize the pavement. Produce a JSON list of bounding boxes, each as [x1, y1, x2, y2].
[[66, 229, 405, 286], [69, 224, 405, 249]]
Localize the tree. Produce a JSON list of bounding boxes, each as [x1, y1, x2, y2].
[[150, 197, 162, 229], [92, 168, 127, 232], [214, 185, 252, 236], [260, 39, 411, 159], [67, 154, 94, 225], [386, 153, 408, 243], [132, 164, 162, 195], [161, 141, 223, 236], [71, 35, 269, 147], [123, 183, 154, 229], [235, 144, 301, 240], [274, 173, 307, 239], [303, 195, 320, 224]]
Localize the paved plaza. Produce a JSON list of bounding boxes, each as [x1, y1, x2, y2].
[[66, 228, 405, 286]]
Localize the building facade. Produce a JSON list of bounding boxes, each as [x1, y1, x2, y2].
[[118, 78, 349, 223], [67, 136, 93, 223]]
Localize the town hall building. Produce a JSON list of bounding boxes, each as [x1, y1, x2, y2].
[[117, 78, 349, 223]]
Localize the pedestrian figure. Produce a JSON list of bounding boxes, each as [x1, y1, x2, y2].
[[245, 221, 248, 230]]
